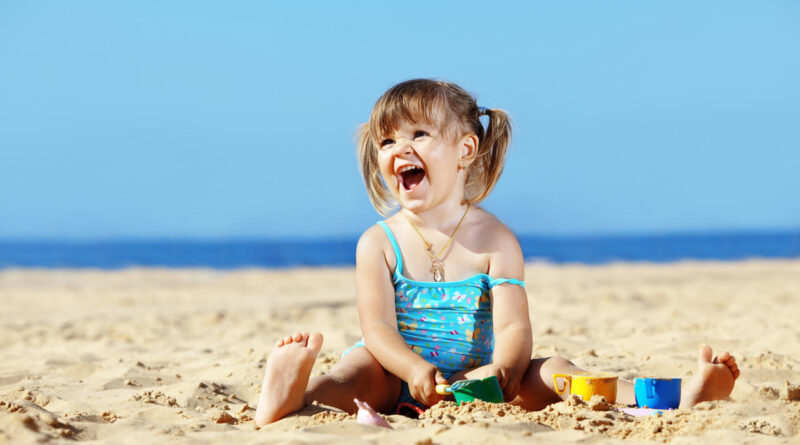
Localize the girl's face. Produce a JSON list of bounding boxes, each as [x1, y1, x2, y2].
[[377, 120, 472, 213]]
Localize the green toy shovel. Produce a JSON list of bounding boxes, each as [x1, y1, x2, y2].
[[435, 375, 504, 404]]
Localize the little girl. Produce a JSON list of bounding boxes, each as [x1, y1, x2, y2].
[[255, 79, 739, 425]]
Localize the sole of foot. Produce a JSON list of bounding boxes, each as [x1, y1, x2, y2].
[[254, 331, 324, 426], [680, 344, 739, 408]]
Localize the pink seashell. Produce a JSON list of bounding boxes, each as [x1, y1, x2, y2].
[[354, 398, 393, 429]]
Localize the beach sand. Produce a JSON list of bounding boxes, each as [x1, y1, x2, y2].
[[1, 260, 799, 444]]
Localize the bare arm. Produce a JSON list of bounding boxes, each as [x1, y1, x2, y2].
[[355, 226, 447, 405], [457, 223, 532, 400], [488, 230, 532, 400]]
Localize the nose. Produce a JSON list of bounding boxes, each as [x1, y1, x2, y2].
[[392, 137, 414, 156]]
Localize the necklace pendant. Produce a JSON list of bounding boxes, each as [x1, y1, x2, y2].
[[430, 258, 445, 282]]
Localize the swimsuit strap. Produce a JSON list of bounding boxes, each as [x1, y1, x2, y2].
[[488, 277, 526, 288], [376, 221, 403, 275], [375, 221, 525, 288]]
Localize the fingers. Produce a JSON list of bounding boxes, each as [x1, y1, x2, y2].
[[411, 369, 446, 406], [409, 386, 423, 406], [496, 368, 519, 401], [410, 383, 432, 407], [503, 381, 519, 402], [434, 369, 448, 385], [497, 367, 509, 389], [422, 379, 435, 405], [422, 377, 443, 406]]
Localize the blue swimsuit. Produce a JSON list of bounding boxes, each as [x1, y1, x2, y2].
[[343, 221, 525, 412]]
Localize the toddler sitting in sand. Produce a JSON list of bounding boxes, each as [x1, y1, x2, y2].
[[255, 79, 739, 425]]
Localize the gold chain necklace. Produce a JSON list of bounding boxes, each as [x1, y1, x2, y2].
[[405, 203, 471, 282]]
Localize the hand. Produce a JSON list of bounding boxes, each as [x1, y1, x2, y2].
[[408, 362, 448, 406], [465, 363, 522, 402]]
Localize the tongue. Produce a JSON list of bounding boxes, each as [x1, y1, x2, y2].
[[403, 170, 425, 191]]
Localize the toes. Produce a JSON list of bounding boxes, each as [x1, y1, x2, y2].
[[279, 332, 312, 347], [307, 332, 324, 354], [718, 353, 736, 370], [733, 369, 740, 380], [697, 344, 713, 364]]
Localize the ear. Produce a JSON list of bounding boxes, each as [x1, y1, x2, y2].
[[458, 133, 479, 168]]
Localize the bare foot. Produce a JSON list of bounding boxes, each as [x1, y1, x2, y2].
[[254, 331, 324, 426], [679, 344, 740, 408]]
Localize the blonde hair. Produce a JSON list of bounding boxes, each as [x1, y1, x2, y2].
[[356, 79, 513, 215]]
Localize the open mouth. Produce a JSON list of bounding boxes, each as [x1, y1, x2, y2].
[[398, 165, 425, 192]]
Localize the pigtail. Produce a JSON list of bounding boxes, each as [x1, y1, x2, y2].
[[356, 123, 395, 216], [466, 108, 512, 203]]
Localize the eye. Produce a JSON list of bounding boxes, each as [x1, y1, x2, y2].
[[379, 138, 394, 149], [413, 130, 428, 139]]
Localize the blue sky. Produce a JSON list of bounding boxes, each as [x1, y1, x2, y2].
[[1, 1, 798, 240]]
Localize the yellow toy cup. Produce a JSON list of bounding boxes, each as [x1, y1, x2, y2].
[[553, 372, 618, 403]]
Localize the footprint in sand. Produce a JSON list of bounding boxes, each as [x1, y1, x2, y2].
[[101, 362, 180, 390]]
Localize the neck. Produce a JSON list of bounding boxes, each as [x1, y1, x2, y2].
[[401, 199, 470, 232]]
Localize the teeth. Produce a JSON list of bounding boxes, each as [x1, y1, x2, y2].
[[397, 165, 420, 174]]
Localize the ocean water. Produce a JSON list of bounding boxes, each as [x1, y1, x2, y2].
[[1, 231, 798, 269]]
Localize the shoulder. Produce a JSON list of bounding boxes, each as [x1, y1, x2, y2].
[[469, 208, 521, 256], [468, 207, 523, 277], [356, 221, 395, 270], [356, 223, 388, 255]]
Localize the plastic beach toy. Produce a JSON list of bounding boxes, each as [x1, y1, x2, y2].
[[553, 372, 618, 403], [634, 377, 681, 409], [435, 376, 504, 404], [354, 398, 393, 429]]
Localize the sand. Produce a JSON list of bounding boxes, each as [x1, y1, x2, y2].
[[1, 259, 799, 444]]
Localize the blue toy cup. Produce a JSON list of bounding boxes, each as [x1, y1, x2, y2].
[[634, 378, 681, 409]]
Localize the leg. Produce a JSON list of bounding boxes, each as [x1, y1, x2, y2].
[[305, 346, 402, 414], [510, 344, 740, 411], [254, 333, 401, 426], [509, 357, 642, 408], [510, 356, 585, 411]]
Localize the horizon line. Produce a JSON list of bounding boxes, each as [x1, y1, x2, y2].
[[1, 227, 799, 244]]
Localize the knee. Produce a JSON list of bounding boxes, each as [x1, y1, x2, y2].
[[328, 363, 382, 393], [539, 356, 576, 378]]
